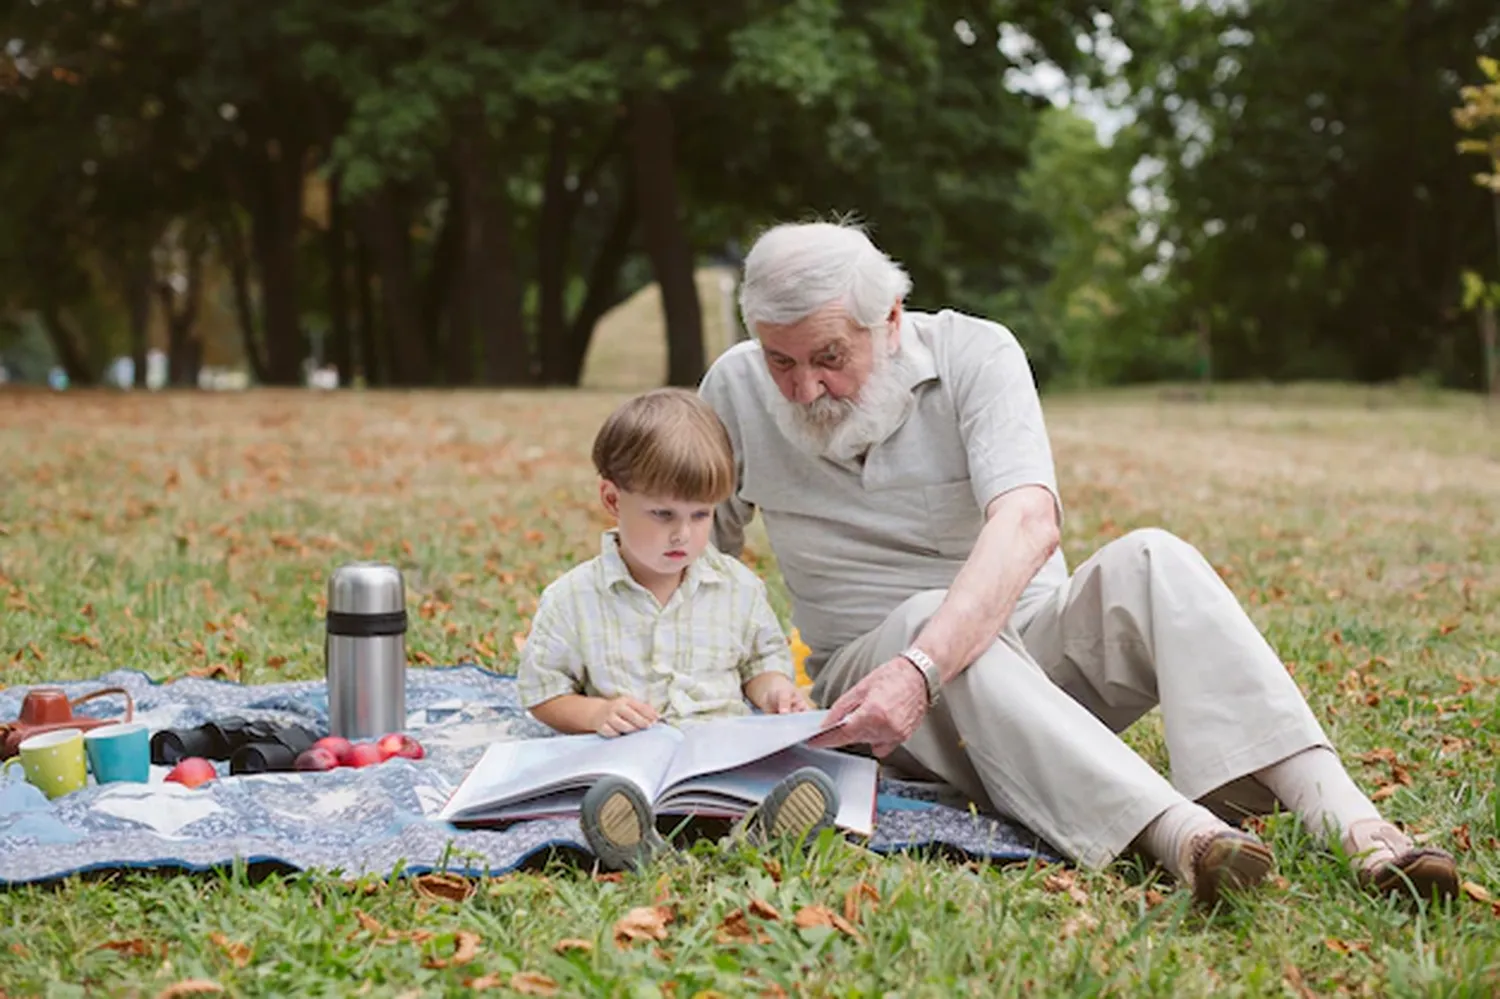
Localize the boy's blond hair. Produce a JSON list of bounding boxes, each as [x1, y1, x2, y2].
[[592, 388, 736, 504]]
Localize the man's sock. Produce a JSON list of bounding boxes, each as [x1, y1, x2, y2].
[[1136, 800, 1236, 883], [1253, 746, 1383, 842]]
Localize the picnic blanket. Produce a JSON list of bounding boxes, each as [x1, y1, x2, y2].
[[0, 667, 1060, 886]]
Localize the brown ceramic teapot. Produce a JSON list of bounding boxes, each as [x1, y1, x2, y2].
[[0, 686, 135, 759]]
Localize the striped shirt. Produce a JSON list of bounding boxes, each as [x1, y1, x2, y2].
[[517, 530, 794, 725]]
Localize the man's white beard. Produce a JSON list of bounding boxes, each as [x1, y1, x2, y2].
[[769, 339, 918, 462]]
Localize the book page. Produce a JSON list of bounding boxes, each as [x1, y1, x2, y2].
[[437, 725, 684, 822], [656, 711, 841, 794]]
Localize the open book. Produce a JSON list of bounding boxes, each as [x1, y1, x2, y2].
[[437, 710, 878, 836]]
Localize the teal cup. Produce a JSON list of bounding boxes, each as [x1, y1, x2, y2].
[[84, 722, 151, 784]]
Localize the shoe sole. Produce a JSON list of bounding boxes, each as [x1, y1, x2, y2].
[[580, 777, 663, 872], [1193, 835, 1274, 907], [1367, 849, 1460, 901], [754, 767, 838, 844]]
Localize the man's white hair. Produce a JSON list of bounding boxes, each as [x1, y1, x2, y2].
[[738, 220, 913, 334]]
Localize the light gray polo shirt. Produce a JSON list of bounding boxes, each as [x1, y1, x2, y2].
[[699, 308, 1069, 670]]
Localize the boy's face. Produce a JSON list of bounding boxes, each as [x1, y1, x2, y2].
[[600, 481, 717, 581]]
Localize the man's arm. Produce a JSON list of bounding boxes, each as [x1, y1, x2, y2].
[[909, 484, 1060, 682]]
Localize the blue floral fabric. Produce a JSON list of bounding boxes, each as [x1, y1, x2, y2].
[[0, 667, 1058, 885]]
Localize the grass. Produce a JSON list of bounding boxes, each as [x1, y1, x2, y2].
[[1, 382, 1498, 997]]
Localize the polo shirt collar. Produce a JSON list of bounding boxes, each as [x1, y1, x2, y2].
[[598, 529, 723, 597], [898, 311, 939, 391]]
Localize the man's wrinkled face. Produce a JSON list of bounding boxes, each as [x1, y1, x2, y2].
[[755, 301, 915, 460]]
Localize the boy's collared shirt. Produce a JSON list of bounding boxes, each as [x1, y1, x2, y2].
[[517, 530, 794, 724]]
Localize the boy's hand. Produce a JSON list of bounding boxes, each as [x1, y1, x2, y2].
[[594, 696, 659, 737], [749, 673, 815, 714]]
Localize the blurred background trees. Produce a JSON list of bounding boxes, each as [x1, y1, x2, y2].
[[1, 0, 1497, 393]]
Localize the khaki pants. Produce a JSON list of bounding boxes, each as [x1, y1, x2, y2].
[[810, 528, 1329, 868]]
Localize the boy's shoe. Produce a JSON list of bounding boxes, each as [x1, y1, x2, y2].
[[1343, 818, 1459, 901], [746, 767, 839, 846], [1183, 828, 1274, 907], [580, 776, 668, 872]]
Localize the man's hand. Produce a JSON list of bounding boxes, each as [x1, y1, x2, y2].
[[809, 657, 929, 757], [593, 696, 659, 737]]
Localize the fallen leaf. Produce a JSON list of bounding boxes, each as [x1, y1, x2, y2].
[[1370, 784, 1400, 802], [465, 973, 504, 991], [792, 905, 860, 938], [187, 663, 237, 681], [1059, 913, 1099, 939], [1283, 965, 1317, 999], [65, 633, 101, 650], [593, 872, 625, 884], [749, 898, 782, 922], [553, 938, 593, 954], [266, 655, 287, 669], [508, 972, 558, 996], [1357, 747, 1398, 765], [1042, 870, 1090, 905], [413, 872, 476, 903], [353, 910, 387, 938], [760, 986, 789, 999], [9, 943, 26, 957], [1454, 825, 1472, 852], [614, 905, 674, 948], [98, 938, 156, 957], [410, 650, 435, 666], [842, 880, 879, 924], [155, 982, 223, 999], [761, 858, 783, 882], [424, 930, 482, 969], [1462, 881, 1492, 903], [1144, 889, 1166, 907], [80, 603, 94, 618], [1325, 938, 1371, 955], [716, 908, 771, 946], [209, 932, 250, 967]]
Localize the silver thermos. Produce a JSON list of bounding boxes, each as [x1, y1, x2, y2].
[[326, 562, 408, 740]]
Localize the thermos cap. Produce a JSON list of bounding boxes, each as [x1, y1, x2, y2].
[[327, 563, 406, 616]]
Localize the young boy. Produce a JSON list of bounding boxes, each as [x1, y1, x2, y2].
[[517, 387, 840, 871]]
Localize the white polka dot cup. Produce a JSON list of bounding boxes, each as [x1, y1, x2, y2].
[[2, 728, 88, 799]]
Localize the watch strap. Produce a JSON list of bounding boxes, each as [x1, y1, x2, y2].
[[899, 646, 942, 705]]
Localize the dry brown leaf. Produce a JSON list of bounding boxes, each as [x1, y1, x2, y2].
[[424, 930, 482, 969], [1283, 965, 1317, 999], [749, 898, 782, 922], [353, 909, 388, 939], [593, 872, 625, 884], [209, 932, 250, 968], [761, 857, 783, 882], [715, 908, 771, 946], [1144, 889, 1166, 908], [266, 655, 288, 669], [760, 986, 789, 999], [187, 663, 237, 682], [155, 982, 223, 999], [413, 872, 476, 903], [1454, 825, 1472, 852], [1042, 870, 1090, 905], [65, 633, 100, 650], [614, 905, 674, 948], [792, 905, 860, 938], [1324, 938, 1370, 955], [553, 937, 593, 954], [98, 938, 156, 958], [842, 880, 879, 924], [1462, 881, 1492, 903], [1357, 747, 1398, 765], [508, 972, 559, 996], [465, 973, 504, 991], [1370, 784, 1400, 802], [1059, 913, 1099, 940]]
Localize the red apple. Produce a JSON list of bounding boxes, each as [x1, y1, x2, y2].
[[345, 742, 384, 768], [312, 736, 355, 765], [165, 757, 217, 788], [295, 747, 340, 772], [376, 733, 425, 761]]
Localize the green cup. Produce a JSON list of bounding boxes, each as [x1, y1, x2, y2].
[[2, 728, 88, 800]]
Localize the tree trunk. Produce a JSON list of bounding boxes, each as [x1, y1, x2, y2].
[[629, 92, 703, 387], [354, 235, 381, 386], [326, 173, 353, 387], [158, 235, 206, 388], [564, 192, 638, 384], [38, 303, 94, 387], [216, 209, 268, 384], [124, 252, 152, 389], [1482, 304, 1498, 400], [536, 124, 573, 383], [421, 180, 463, 376], [244, 135, 307, 386], [443, 184, 474, 387], [358, 185, 429, 386], [449, 133, 529, 386]]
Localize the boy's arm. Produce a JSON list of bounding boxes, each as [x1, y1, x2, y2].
[[530, 693, 659, 737], [738, 580, 813, 713]]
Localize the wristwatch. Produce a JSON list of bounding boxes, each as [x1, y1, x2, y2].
[[899, 646, 943, 706]]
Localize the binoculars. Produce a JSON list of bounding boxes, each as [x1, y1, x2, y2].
[[150, 717, 322, 775]]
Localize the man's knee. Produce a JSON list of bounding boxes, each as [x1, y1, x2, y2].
[[1115, 527, 1209, 569]]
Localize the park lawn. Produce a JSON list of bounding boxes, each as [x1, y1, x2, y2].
[[0, 384, 1498, 997]]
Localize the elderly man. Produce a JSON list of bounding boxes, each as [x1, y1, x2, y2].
[[697, 220, 1458, 905]]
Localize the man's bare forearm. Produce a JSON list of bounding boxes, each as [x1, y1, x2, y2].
[[911, 485, 1061, 681]]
